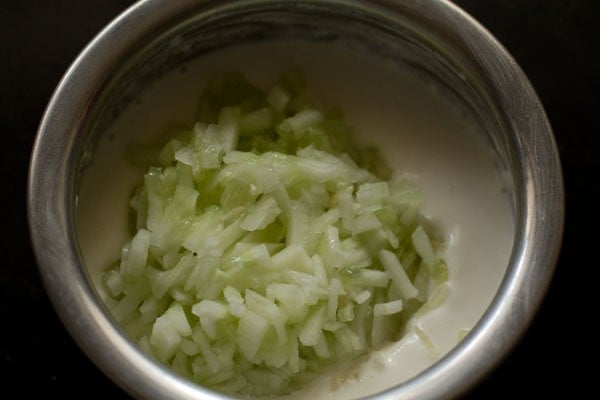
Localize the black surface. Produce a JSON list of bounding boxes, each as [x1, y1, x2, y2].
[[2, 0, 597, 398]]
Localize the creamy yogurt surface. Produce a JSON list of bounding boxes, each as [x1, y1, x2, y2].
[[76, 40, 514, 398]]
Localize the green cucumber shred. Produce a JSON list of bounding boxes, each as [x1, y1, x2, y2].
[[103, 70, 448, 397]]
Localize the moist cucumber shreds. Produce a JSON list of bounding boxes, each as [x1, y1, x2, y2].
[[103, 70, 448, 397]]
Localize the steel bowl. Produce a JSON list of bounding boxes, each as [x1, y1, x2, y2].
[[28, 1, 564, 399]]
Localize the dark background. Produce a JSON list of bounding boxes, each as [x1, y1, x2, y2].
[[1, 0, 597, 398]]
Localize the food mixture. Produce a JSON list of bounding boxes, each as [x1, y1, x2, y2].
[[76, 40, 514, 399]]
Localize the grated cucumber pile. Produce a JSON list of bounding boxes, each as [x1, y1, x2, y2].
[[103, 70, 448, 397]]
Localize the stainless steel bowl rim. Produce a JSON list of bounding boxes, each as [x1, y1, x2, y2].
[[27, 1, 564, 399]]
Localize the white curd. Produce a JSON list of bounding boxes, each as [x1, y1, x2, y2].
[[76, 40, 514, 399]]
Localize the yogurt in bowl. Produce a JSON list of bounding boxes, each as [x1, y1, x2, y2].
[[77, 39, 514, 398], [28, 1, 563, 399]]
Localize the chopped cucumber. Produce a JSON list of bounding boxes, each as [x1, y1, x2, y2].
[[103, 70, 448, 397]]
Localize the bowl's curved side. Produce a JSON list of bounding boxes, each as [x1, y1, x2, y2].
[[27, 1, 231, 399], [376, 1, 564, 399]]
